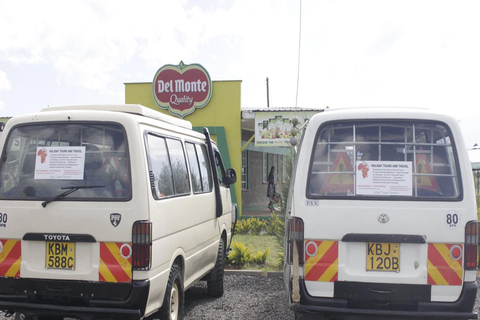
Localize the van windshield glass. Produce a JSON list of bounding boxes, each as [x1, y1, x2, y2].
[[307, 121, 460, 199], [0, 123, 131, 201]]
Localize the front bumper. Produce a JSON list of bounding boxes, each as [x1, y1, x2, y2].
[[0, 277, 150, 320], [291, 278, 478, 319]]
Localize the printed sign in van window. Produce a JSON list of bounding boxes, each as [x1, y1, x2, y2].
[[356, 161, 412, 196], [34, 146, 86, 180], [308, 121, 460, 199]]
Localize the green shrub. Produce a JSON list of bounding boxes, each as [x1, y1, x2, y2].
[[227, 241, 270, 266], [229, 215, 285, 269], [264, 213, 285, 267], [266, 213, 285, 238], [235, 217, 267, 235], [251, 249, 270, 265], [249, 217, 267, 235], [235, 219, 251, 235], [228, 242, 252, 265]]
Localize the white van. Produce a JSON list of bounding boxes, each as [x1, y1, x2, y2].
[[284, 107, 479, 320], [0, 104, 237, 320]]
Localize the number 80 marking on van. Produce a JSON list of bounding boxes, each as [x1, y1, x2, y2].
[[0, 212, 7, 228], [445, 211, 460, 229]]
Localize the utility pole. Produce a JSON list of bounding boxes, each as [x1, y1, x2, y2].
[[266, 77, 270, 108]]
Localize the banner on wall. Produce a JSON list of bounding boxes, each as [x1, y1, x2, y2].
[[152, 61, 212, 118], [255, 111, 320, 147]]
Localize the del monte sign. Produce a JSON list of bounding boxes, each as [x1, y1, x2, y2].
[[152, 61, 212, 118]]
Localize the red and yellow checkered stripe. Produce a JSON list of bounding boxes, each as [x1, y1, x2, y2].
[[0, 239, 21, 278], [99, 242, 132, 283], [428, 243, 463, 286], [304, 240, 338, 282]]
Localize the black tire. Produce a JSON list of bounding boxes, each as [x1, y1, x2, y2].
[[159, 263, 184, 320], [207, 238, 225, 297]]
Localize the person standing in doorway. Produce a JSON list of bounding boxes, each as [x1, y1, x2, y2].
[[267, 166, 276, 211]]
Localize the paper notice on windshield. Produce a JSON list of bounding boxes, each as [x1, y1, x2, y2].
[[34, 146, 86, 180], [356, 161, 412, 196]]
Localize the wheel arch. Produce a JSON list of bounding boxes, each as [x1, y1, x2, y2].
[[170, 249, 186, 280]]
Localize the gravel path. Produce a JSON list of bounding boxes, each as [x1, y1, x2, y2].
[[184, 272, 293, 320]]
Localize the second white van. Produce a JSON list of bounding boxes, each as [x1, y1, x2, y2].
[[285, 107, 479, 320]]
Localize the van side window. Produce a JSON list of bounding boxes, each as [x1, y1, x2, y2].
[[146, 134, 190, 199], [186, 142, 213, 193], [308, 121, 460, 200], [166, 139, 190, 195], [198, 144, 213, 191], [147, 134, 174, 198], [214, 150, 226, 186]]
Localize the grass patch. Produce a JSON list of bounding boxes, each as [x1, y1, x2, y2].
[[227, 234, 283, 272]]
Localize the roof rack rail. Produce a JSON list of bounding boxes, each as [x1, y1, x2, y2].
[[41, 104, 192, 129]]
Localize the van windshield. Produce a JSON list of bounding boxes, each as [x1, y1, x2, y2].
[[307, 120, 460, 199], [0, 123, 131, 201]]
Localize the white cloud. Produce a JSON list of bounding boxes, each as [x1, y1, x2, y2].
[[0, 0, 300, 104], [0, 0, 478, 126], [0, 70, 10, 113], [288, 0, 480, 116], [0, 0, 193, 91], [0, 70, 11, 91]]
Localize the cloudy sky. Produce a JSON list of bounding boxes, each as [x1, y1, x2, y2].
[[1, 0, 480, 147]]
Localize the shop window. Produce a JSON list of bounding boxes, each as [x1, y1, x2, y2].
[[263, 152, 283, 184], [271, 154, 281, 183], [281, 154, 287, 184], [263, 152, 268, 183]]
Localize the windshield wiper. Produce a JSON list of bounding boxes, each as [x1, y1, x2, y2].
[[41, 185, 105, 208]]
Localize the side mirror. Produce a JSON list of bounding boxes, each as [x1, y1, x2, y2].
[[225, 168, 237, 186]]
